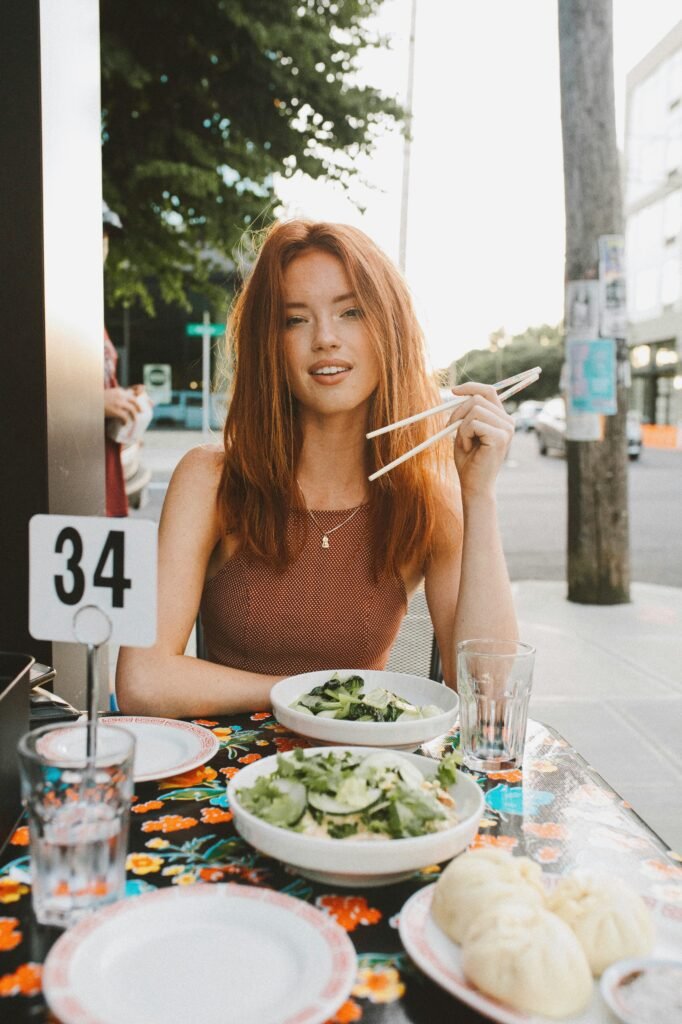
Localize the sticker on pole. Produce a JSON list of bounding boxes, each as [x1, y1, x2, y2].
[[29, 515, 157, 647]]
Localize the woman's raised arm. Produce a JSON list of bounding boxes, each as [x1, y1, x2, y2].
[[425, 382, 518, 688], [116, 447, 282, 718]]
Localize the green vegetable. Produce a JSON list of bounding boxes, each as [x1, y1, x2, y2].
[[236, 749, 459, 840], [290, 674, 444, 723]]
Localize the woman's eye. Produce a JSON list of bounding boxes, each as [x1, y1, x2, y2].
[[285, 315, 306, 328], [341, 307, 362, 319]]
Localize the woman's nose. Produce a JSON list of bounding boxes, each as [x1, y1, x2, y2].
[[313, 316, 340, 349]]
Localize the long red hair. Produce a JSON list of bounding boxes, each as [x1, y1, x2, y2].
[[220, 219, 451, 576]]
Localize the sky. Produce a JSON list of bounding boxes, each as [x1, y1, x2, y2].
[[276, 0, 682, 371]]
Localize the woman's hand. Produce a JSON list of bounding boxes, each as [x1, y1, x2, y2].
[[447, 383, 514, 500], [104, 386, 142, 423]]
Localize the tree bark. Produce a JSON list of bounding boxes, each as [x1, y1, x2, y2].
[[558, 0, 630, 604]]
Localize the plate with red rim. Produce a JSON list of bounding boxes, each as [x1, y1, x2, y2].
[[43, 883, 358, 1024], [398, 883, 682, 1024], [38, 717, 219, 782]]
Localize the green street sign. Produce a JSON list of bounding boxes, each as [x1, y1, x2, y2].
[[185, 322, 225, 337]]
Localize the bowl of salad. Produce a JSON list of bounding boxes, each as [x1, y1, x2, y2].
[[228, 746, 484, 887], [270, 670, 459, 751]]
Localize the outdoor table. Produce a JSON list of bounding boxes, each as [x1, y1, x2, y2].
[[0, 713, 679, 1023]]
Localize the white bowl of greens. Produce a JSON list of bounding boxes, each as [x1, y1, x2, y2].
[[270, 670, 459, 752], [228, 746, 484, 887]]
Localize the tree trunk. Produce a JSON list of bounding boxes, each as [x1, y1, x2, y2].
[[558, 0, 630, 604]]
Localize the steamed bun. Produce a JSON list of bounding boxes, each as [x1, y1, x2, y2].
[[461, 901, 593, 1018], [431, 847, 545, 943], [547, 869, 654, 975]]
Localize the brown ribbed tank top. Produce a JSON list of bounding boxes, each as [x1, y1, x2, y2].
[[200, 505, 407, 675]]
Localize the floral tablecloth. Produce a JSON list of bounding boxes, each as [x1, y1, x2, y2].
[[1, 714, 680, 1023]]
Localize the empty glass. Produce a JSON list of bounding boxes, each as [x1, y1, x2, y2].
[[456, 639, 536, 772], [17, 722, 135, 928]]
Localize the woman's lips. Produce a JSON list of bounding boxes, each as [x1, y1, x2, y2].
[[309, 363, 352, 384]]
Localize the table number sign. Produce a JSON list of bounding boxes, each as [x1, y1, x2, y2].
[[29, 515, 157, 647]]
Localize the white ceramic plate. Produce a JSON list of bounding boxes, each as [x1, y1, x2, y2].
[[271, 669, 458, 751], [101, 717, 219, 781], [399, 885, 682, 1024], [43, 883, 358, 1024], [228, 745, 484, 887], [41, 717, 219, 782]]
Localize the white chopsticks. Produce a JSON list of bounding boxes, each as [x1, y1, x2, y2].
[[367, 366, 541, 482]]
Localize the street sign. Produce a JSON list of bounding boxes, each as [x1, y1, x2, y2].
[[143, 363, 172, 405], [185, 323, 225, 337], [29, 515, 157, 647]]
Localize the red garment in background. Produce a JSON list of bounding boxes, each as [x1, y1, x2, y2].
[[104, 331, 128, 517]]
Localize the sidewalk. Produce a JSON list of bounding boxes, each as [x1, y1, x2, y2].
[[515, 579, 682, 853]]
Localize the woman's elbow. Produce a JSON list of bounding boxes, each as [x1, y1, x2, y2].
[[115, 648, 161, 716]]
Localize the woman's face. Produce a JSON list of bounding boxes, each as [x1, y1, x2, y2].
[[281, 248, 380, 422]]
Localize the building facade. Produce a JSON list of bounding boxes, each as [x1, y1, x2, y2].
[[625, 20, 682, 438]]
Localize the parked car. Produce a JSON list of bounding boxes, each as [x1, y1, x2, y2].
[[511, 399, 544, 432], [121, 441, 151, 509], [534, 398, 642, 460]]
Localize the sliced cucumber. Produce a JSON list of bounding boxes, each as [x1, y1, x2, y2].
[[308, 782, 381, 816], [259, 779, 307, 827], [357, 751, 425, 790]]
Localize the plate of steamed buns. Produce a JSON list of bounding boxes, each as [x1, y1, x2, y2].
[[399, 848, 681, 1022]]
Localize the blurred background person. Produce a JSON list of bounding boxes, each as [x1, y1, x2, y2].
[[102, 201, 146, 516]]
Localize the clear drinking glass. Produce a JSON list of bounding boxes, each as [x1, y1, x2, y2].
[[17, 722, 135, 928], [456, 639, 536, 772]]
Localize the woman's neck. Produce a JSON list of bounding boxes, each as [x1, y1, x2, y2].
[[297, 421, 370, 509]]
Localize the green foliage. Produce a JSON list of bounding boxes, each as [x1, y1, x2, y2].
[[100, 0, 402, 313], [450, 323, 564, 401]]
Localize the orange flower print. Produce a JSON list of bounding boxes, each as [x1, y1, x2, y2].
[[220, 766, 240, 779], [641, 859, 682, 882], [145, 838, 170, 850], [159, 765, 217, 789], [523, 822, 567, 840], [274, 736, 312, 753], [469, 833, 518, 852], [529, 760, 558, 774], [141, 815, 198, 834], [131, 800, 164, 815], [198, 865, 267, 885], [125, 853, 164, 875], [534, 846, 561, 864], [0, 963, 42, 997], [9, 826, 29, 846], [193, 719, 218, 727], [0, 919, 21, 952], [326, 998, 363, 1023], [317, 895, 382, 933], [238, 753, 262, 765], [353, 966, 405, 1004], [200, 807, 233, 824], [250, 712, 271, 721], [0, 880, 29, 905], [212, 727, 232, 738], [487, 768, 523, 783]]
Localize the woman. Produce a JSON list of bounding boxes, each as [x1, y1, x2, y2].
[[116, 220, 517, 717]]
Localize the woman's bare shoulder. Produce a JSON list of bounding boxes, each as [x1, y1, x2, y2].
[[170, 444, 224, 487]]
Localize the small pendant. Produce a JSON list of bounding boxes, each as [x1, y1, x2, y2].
[[321, 535, 330, 549]]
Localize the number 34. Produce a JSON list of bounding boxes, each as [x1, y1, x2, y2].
[[54, 527, 132, 608]]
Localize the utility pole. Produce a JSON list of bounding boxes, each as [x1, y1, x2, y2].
[[558, 0, 630, 604]]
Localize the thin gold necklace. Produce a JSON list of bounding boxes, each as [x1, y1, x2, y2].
[[297, 483, 364, 549]]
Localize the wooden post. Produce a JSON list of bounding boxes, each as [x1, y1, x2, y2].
[[558, 0, 630, 603]]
